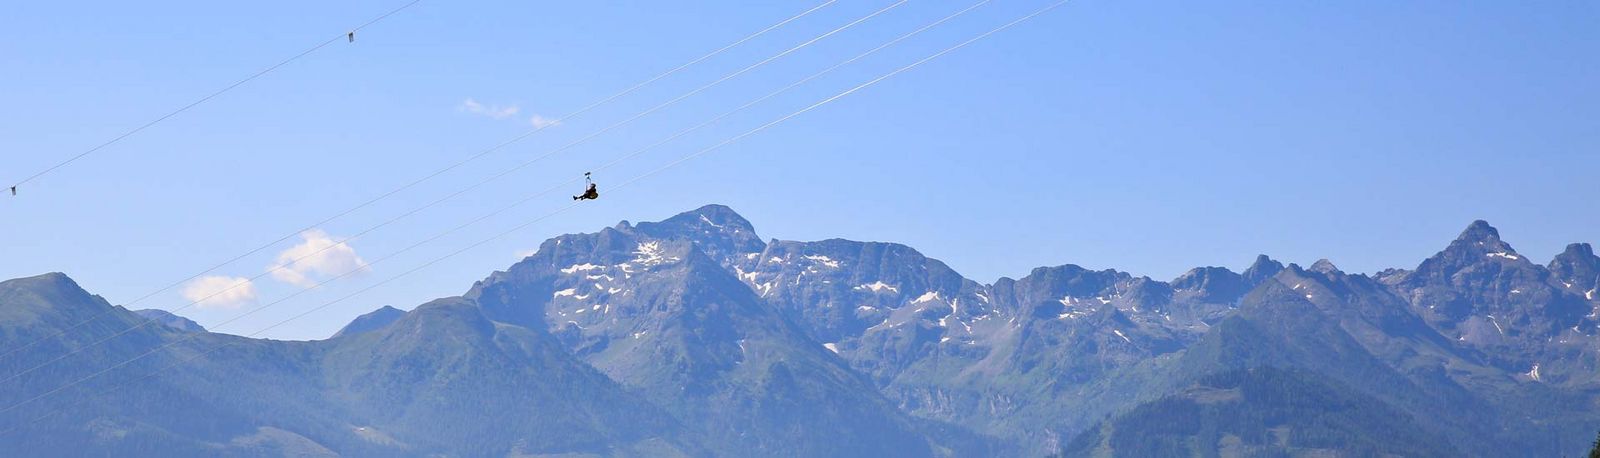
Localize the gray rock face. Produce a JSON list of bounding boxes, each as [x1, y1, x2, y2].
[[466, 216, 947, 457], [1550, 243, 1600, 297], [1171, 266, 1247, 303], [1392, 221, 1597, 382], [1242, 254, 1286, 285]]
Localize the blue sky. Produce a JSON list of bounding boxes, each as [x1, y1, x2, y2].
[[2, 1, 1596, 340]]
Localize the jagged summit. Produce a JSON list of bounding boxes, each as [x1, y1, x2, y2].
[[629, 204, 766, 263], [1550, 243, 1600, 293], [1309, 259, 1341, 274], [634, 204, 758, 236], [1552, 243, 1597, 269], [1173, 266, 1238, 286], [1559, 242, 1595, 258], [1457, 220, 1501, 243], [6, 212, 1600, 457], [1243, 254, 1285, 285], [1444, 220, 1520, 258], [1407, 220, 1528, 282], [1171, 266, 1247, 302], [1395, 219, 1595, 349]]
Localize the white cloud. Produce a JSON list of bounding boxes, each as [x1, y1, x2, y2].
[[269, 229, 370, 287], [458, 98, 521, 120], [458, 98, 560, 129], [181, 276, 257, 309], [529, 114, 562, 129]]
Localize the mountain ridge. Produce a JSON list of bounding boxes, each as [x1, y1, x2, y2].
[[4, 206, 1599, 456]]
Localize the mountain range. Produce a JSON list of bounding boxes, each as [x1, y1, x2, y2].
[[2, 205, 1598, 456]]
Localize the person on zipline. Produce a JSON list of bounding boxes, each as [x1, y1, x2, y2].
[[573, 173, 599, 201]]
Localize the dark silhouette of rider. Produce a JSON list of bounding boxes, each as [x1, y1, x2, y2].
[[574, 182, 598, 201]]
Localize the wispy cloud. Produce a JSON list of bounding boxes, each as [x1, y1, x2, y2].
[[459, 98, 561, 128], [458, 98, 521, 120], [269, 229, 370, 287], [529, 114, 562, 129], [182, 276, 258, 309]]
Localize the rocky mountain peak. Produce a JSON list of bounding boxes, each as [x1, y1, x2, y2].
[[1309, 259, 1341, 274], [633, 204, 757, 237], [1242, 255, 1285, 286], [1457, 220, 1501, 243], [630, 204, 766, 265], [1409, 220, 1529, 283], [1171, 266, 1247, 303], [1550, 243, 1600, 294], [1443, 220, 1519, 257], [1559, 242, 1596, 259]]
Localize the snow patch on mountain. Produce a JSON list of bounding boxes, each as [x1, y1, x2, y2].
[[561, 263, 604, 274], [735, 267, 759, 283], [804, 255, 841, 269], [699, 215, 724, 228], [633, 242, 679, 267], [855, 282, 899, 294], [1487, 252, 1521, 261]]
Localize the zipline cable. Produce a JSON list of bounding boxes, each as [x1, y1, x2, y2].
[[0, 0, 903, 385], [0, 0, 839, 363], [0, 0, 1071, 426], [0, 0, 894, 384], [7, 0, 425, 193]]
